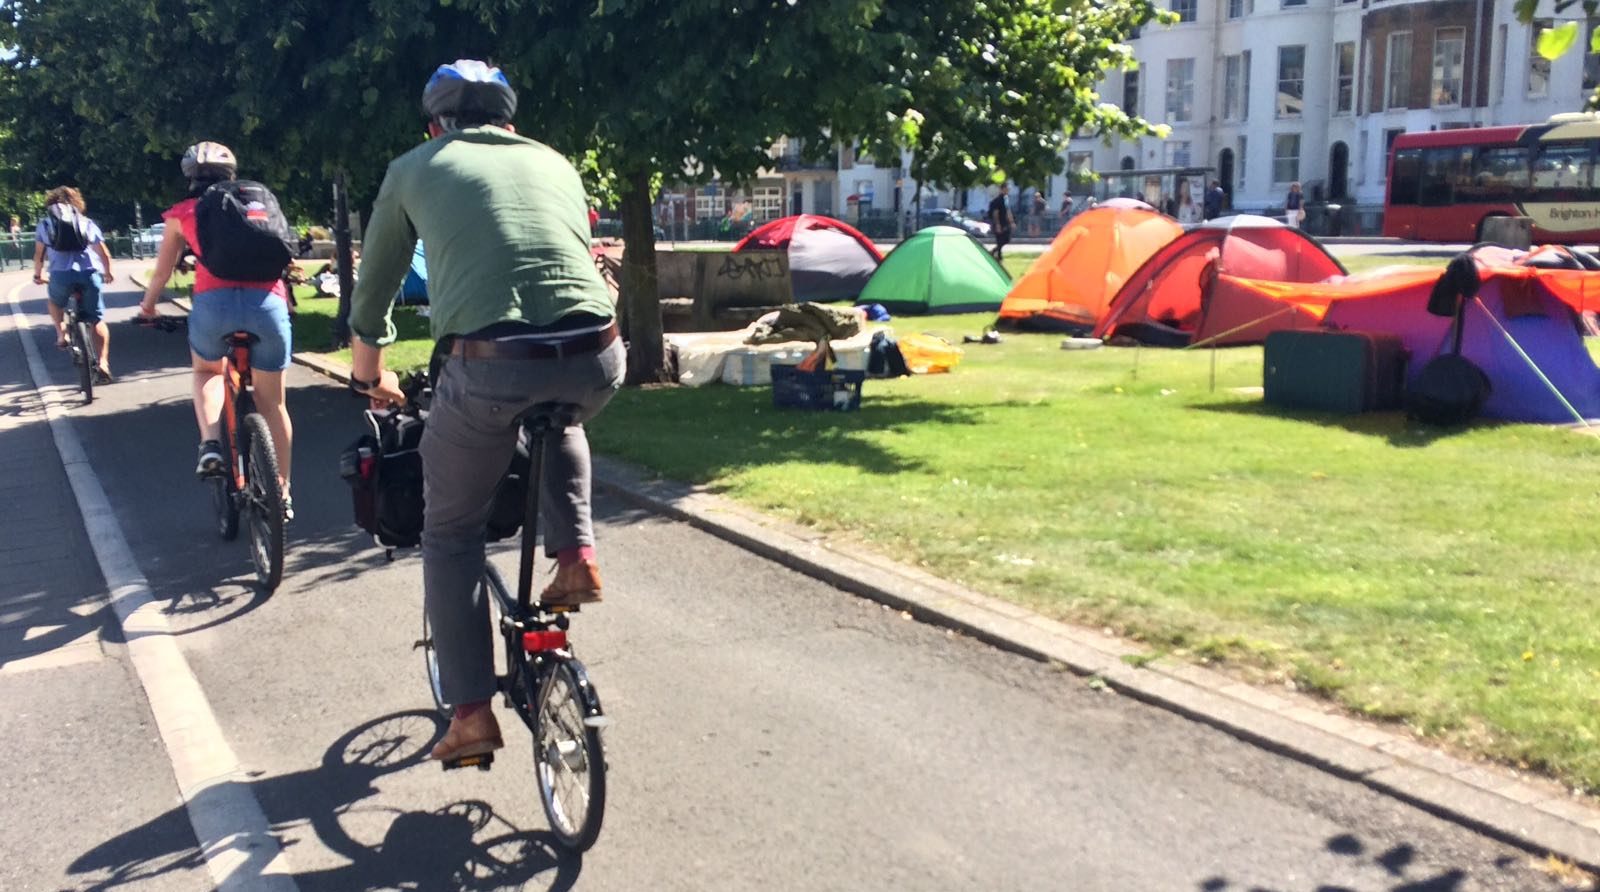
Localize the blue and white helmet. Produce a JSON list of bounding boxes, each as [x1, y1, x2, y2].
[[421, 59, 517, 122]]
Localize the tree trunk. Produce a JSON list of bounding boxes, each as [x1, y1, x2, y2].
[[619, 169, 670, 385]]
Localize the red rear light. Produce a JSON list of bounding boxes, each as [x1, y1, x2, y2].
[[522, 630, 568, 652]]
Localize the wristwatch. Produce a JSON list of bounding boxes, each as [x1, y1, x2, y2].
[[348, 373, 381, 394]]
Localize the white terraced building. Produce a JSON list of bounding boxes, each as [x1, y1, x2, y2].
[[657, 1, 1599, 236], [1042, 0, 1600, 221]]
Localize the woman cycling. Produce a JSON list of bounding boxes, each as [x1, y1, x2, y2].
[[138, 142, 295, 519]]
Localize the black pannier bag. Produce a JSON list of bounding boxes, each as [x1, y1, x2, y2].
[[341, 405, 530, 552]]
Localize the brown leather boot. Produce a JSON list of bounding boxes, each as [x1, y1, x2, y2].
[[541, 560, 603, 606], [431, 707, 504, 762]]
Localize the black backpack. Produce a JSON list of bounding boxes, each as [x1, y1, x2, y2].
[[41, 203, 90, 252], [194, 180, 295, 281], [867, 330, 911, 378]]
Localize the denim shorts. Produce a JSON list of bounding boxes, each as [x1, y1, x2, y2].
[[46, 270, 104, 323], [188, 288, 293, 372]]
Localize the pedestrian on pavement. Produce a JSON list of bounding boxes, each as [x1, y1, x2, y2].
[[33, 186, 115, 381], [988, 184, 1014, 261], [138, 142, 297, 514], [346, 59, 624, 766], [1204, 180, 1226, 220], [1059, 194, 1074, 222], [8, 215, 20, 236], [1030, 190, 1046, 236], [1286, 181, 1305, 228]]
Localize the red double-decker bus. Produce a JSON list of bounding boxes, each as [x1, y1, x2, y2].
[[1383, 114, 1600, 243]]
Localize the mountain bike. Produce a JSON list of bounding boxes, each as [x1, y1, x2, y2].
[[417, 401, 609, 852], [63, 281, 99, 403], [140, 315, 285, 591]]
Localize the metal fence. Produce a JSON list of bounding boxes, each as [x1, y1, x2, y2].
[[0, 232, 163, 270]]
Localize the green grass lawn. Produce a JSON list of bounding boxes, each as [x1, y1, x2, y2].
[[589, 291, 1600, 794]]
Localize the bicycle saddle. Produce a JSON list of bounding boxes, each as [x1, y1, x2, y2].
[[224, 330, 261, 347], [520, 401, 581, 431]]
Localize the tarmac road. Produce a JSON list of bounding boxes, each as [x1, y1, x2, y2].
[[0, 270, 1579, 891]]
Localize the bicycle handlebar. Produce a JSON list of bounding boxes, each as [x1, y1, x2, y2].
[[134, 315, 187, 333]]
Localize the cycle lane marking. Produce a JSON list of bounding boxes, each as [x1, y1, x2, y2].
[[6, 279, 299, 892]]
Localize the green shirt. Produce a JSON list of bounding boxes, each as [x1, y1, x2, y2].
[[348, 127, 613, 346]]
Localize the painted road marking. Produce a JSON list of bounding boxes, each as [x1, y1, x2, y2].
[[6, 280, 298, 892]]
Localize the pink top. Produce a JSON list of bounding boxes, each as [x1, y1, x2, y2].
[[163, 198, 288, 297]]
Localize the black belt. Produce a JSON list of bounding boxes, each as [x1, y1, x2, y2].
[[449, 322, 618, 360]]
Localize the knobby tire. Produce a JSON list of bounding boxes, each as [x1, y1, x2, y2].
[[74, 317, 94, 403], [242, 412, 284, 591]]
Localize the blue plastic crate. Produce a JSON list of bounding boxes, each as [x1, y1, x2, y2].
[[770, 364, 864, 411]]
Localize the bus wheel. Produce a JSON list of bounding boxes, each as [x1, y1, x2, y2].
[[1475, 214, 1506, 245]]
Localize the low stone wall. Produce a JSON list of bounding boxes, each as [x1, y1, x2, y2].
[[655, 249, 793, 331]]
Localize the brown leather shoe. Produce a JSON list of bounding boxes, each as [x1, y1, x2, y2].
[[541, 560, 603, 606], [431, 708, 504, 762]]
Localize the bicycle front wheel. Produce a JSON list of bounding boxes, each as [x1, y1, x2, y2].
[[74, 318, 94, 403], [242, 412, 284, 591], [421, 608, 450, 716], [529, 658, 607, 851]]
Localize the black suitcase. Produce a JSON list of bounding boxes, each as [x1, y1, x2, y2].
[[1263, 330, 1408, 413]]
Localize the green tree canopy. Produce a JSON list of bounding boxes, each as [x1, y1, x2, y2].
[[1, 0, 1166, 378]]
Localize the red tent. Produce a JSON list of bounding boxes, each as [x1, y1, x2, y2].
[[1092, 215, 1346, 347], [733, 214, 884, 302]]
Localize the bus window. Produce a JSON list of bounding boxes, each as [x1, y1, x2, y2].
[[1389, 148, 1422, 205], [1460, 145, 1530, 203], [1533, 141, 1598, 201], [1418, 148, 1460, 207]]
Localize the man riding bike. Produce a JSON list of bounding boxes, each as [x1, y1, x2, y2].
[[33, 186, 116, 382], [138, 142, 296, 519], [347, 59, 624, 765]]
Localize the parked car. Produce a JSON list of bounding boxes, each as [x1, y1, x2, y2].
[[135, 223, 166, 250], [918, 207, 990, 237], [593, 218, 667, 240]]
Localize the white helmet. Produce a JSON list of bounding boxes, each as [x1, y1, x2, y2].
[[181, 141, 237, 179]]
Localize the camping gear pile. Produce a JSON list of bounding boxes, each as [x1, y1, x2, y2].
[[1244, 245, 1600, 425]]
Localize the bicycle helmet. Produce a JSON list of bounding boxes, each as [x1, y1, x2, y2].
[[181, 141, 237, 179], [421, 59, 517, 123]]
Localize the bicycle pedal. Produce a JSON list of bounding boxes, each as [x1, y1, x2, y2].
[[441, 752, 495, 772]]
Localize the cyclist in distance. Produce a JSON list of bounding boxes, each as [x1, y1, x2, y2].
[[33, 186, 116, 381], [347, 59, 624, 765], [138, 142, 296, 518]]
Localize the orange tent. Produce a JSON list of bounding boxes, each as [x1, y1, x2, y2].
[[997, 200, 1182, 332], [1092, 215, 1346, 347]]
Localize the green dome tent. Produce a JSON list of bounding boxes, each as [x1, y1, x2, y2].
[[857, 225, 1012, 315]]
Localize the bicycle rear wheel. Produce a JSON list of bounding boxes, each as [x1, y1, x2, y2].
[[242, 412, 284, 591], [528, 658, 607, 851], [73, 317, 94, 402], [421, 608, 450, 716]]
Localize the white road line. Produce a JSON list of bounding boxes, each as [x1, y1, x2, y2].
[[5, 280, 298, 892]]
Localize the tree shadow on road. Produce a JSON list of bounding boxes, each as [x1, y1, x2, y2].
[[1194, 830, 1548, 892], [65, 711, 584, 892]]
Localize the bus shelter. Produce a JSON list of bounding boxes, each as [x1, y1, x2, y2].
[[1086, 166, 1215, 223]]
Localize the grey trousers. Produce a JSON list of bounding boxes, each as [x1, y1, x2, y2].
[[422, 339, 626, 705]]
